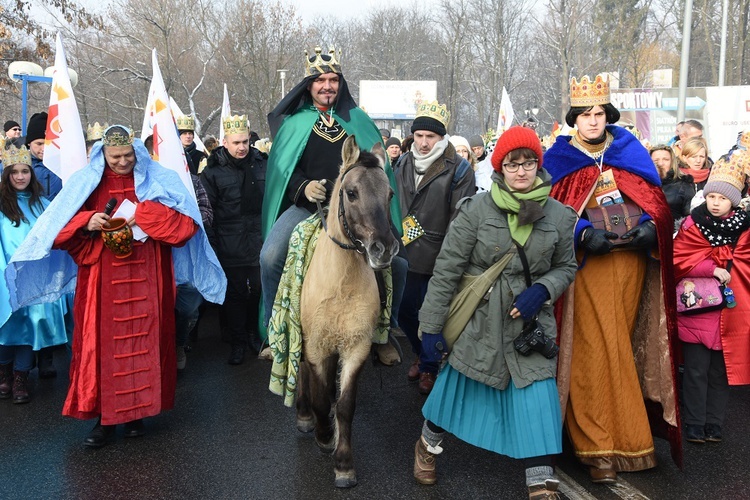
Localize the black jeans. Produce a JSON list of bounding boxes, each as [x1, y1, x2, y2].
[[223, 265, 261, 348]]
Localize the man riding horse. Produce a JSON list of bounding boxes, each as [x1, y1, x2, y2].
[[260, 46, 405, 364]]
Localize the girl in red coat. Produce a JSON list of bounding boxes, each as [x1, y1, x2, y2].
[[673, 154, 750, 444]]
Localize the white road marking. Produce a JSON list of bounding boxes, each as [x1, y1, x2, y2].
[[556, 469, 652, 500]]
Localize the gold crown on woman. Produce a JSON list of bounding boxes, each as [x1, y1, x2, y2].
[[305, 46, 342, 77], [570, 74, 611, 107], [222, 115, 248, 136], [415, 101, 450, 127], [3, 145, 31, 167], [176, 114, 195, 131], [102, 125, 135, 147], [86, 122, 108, 142]]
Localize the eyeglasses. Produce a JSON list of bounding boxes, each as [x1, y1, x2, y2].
[[502, 159, 538, 172]]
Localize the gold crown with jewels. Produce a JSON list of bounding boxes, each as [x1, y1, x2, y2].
[[102, 125, 135, 147], [3, 145, 31, 167], [176, 114, 195, 132], [415, 101, 450, 127], [570, 74, 611, 107], [222, 115, 248, 136], [305, 46, 342, 77], [86, 122, 108, 142]]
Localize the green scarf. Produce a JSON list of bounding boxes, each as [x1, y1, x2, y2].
[[490, 177, 551, 245]]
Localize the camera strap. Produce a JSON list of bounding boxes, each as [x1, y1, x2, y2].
[[512, 240, 532, 288]]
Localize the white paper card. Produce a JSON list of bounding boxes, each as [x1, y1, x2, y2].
[[112, 199, 149, 242]]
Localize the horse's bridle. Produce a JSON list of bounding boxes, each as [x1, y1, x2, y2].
[[315, 163, 370, 254]]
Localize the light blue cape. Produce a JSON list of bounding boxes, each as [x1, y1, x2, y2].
[[5, 139, 227, 310]]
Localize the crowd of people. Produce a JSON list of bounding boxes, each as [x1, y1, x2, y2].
[[2, 47, 750, 500]]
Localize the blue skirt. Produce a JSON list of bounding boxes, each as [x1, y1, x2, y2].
[[422, 363, 562, 459]]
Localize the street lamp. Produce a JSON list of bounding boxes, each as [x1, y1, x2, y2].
[[8, 61, 78, 135], [277, 69, 288, 100]]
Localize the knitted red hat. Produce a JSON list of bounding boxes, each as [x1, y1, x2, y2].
[[490, 126, 543, 173]]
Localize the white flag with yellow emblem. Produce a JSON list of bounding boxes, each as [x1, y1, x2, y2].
[[44, 32, 87, 184], [141, 49, 195, 198]]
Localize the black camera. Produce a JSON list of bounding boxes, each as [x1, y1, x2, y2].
[[513, 319, 559, 359]]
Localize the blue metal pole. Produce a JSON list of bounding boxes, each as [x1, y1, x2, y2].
[[14, 74, 53, 135]]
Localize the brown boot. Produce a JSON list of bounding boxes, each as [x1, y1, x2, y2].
[[528, 479, 561, 499], [12, 370, 29, 404], [413, 436, 437, 485], [418, 372, 436, 395], [0, 363, 12, 399]]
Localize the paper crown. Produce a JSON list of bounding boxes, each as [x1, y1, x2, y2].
[[305, 46, 342, 77], [86, 122, 108, 142], [415, 101, 450, 127], [707, 154, 747, 193], [3, 145, 32, 167], [176, 115, 195, 131], [102, 125, 135, 147], [739, 130, 750, 149], [570, 74, 611, 107], [222, 115, 248, 136]]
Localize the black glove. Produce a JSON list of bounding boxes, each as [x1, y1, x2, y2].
[[580, 228, 619, 255], [621, 222, 657, 249]]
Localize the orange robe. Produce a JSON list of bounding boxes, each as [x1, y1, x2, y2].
[[54, 169, 197, 425]]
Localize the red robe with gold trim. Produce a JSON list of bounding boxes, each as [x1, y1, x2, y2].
[[54, 169, 197, 425]]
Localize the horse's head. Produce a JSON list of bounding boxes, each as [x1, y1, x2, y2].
[[332, 135, 399, 270]]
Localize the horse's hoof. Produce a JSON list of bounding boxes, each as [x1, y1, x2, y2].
[[296, 416, 315, 433], [334, 470, 357, 488], [316, 437, 335, 454]]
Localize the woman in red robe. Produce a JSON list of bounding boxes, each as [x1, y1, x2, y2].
[[53, 126, 197, 447]]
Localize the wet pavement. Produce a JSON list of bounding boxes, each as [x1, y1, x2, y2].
[[3, 305, 750, 499]]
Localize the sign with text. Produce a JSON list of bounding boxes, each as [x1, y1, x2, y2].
[[359, 80, 437, 119]]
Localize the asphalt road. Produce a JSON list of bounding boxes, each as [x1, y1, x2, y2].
[[3, 305, 749, 499]]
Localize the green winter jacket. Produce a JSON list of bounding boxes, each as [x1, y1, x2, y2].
[[419, 171, 577, 390]]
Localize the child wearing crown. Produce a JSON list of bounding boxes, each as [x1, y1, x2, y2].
[[673, 154, 750, 444], [0, 146, 67, 403]]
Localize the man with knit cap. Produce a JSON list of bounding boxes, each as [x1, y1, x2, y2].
[[3, 120, 21, 140], [385, 136, 402, 165], [544, 75, 681, 482], [261, 46, 404, 366], [395, 101, 475, 394], [469, 134, 487, 162], [25, 112, 62, 202]]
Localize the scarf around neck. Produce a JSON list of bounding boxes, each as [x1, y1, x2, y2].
[[691, 203, 750, 247], [680, 167, 709, 184], [411, 136, 449, 174], [490, 174, 550, 245]]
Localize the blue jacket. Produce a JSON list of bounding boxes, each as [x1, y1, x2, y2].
[[31, 155, 62, 201]]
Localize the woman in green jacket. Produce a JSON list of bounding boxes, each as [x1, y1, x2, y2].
[[412, 127, 577, 500]]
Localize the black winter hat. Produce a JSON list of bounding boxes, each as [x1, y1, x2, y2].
[[411, 116, 446, 136], [25, 112, 48, 145], [3, 120, 20, 133]]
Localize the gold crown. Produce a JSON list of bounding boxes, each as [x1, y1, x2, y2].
[[176, 115, 195, 131], [708, 154, 747, 192], [570, 74, 611, 107], [102, 125, 135, 147], [222, 115, 248, 136], [86, 122, 108, 142], [740, 130, 750, 149], [415, 101, 450, 127], [305, 46, 342, 77], [3, 145, 32, 167]]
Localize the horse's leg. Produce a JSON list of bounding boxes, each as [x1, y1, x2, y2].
[[332, 340, 370, 488], [296, 359, 314, 433], [308, 354, 337, 453]]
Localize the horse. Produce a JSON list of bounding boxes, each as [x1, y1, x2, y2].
[[296, 135, 399, 488]]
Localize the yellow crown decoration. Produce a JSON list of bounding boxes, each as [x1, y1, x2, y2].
[[709, 154, 747, 192], [176, 115, 195, 131], [570, 74, 611, 107], [102, 125, 135, 147], [305, 46, 342, 77], [222, 115, 249, 136], [415, 101, 450, 127], [3, 145, 32, 167], [739, 130, 750, 149], [86, 122, 108, 142]]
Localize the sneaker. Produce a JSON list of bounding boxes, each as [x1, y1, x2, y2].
[[704, 424, 722, 442], [176, 346, 187, 371], [413, 437, 437, 485], [685, 424, 706, 444], [529, 479, 561, 500]]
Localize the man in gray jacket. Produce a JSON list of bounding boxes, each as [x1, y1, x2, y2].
[[395, 101, 476, 394]]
